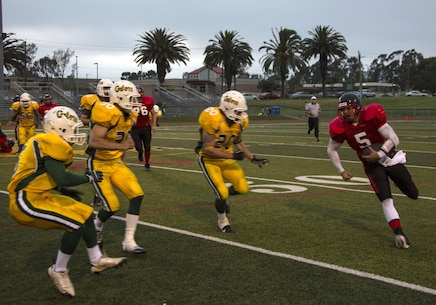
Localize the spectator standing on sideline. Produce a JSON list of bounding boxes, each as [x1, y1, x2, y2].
[[87, 80, 146, 254], [9, 93, 41, 154], [8, 106, 126, 297], [305, 96, 321, 142], [327, 92, 419, 249], [196, 90, 269, 233], [38, 94, 59, 118], [131, 86, 157, 171]]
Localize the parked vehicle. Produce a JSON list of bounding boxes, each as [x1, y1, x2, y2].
[[361, 89, 376, 97], [406, 90, 429, 97], [259, 92, 280, 100], [242, 93, 259, 100], [290, 91, 312, 99]]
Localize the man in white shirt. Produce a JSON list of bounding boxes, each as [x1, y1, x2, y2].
[[305, 96, 321, 142]]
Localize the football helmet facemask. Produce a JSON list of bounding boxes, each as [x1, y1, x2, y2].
[[43, 106, 86, 145], [110, 80, 140, 111], [19, 93, 32, 108], [219, 90, 248, 122], [96, 79, 114, 99], [337, 92, 362, 122]]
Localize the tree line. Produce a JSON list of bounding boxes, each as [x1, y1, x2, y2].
[[3, 26, 436, 97]]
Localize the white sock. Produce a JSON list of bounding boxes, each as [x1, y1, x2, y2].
[[381, 198, 400, 222], [87, 245, 102, 265], [124, 214, 139, 243], [94, 216, 103, 231], [54, 250, 71, 272]]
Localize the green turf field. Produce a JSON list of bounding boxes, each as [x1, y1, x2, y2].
[[0, 115, 435, 304]]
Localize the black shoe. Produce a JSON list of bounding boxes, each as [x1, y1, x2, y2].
[[220, 225, 235, 233], [138, 151, 144, 162], [307, 130, 311, 134], [316, 138, 319, 142], [145, 164, 151, 171], [91, 194, 102, 207]]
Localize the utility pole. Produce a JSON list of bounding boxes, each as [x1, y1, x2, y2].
[[358, 51, 362, 96], [75, 56, 78, 96], [0, 0, 4, 93]]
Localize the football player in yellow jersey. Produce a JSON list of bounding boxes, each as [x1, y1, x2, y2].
[[80, 78, 113, 126], [197, 90, 269, 233], [8, 106, 126, 297], [87, 80, 146, 254], [9, 93, 41, 154], [80, 79, 113, 206]]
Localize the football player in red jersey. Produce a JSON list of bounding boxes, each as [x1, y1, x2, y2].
[[327, 92, 418, 249], [197, 90, 269, 233], [131, 86, 157, 171], [0, 122, 15, 153], [38, 94, 59, 118]]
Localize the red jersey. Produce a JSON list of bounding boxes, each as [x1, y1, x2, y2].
[[38, 103, 59, 118], [328, 103, 387, 162], [132, 96, 154, 128]]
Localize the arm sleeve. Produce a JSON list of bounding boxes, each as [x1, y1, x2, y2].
[[377, 123, 399, 146], [327, 139, 345, 173], [44, 157, 89, 187]]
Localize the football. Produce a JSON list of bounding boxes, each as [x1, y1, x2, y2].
[[362, 143, 382, 155]]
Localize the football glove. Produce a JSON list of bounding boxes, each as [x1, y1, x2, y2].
[[251, 156, 269, 167], [233, 150, 245, 160], [85, 169, 103, 183], [56, 187, 84, 201]]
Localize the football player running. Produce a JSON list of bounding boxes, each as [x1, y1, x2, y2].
[[131, 86, 157, 171], [87, 80, 146, 254], [8, 106, 126, 297], [327, 92, 419, 249], [80, 78, 113, 206], [197, 90, 269, 233], [38, 94, 59, 119], [80, 78, 113, 126], [9, 93, 41, 154]]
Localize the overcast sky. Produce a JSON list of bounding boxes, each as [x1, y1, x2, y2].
[[3, 0, 435, 81]]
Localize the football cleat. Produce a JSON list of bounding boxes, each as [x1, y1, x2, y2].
[[145, 164, 151, 171], [395, 234, 410, 249], [48, 265, 75, 297], [122, 241, 146, 254], [91, 194, 102, 207], [91, 256, 127, 274], [220, 225, 235, 233]]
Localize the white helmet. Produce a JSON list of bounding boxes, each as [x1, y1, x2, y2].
[[96, 79, 113, 98], [110, 80, 140, 111], [43, 106, 86, 145], [219, 90, 248, 122], [20, 93, 32, 108]]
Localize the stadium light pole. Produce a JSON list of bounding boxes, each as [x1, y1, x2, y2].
[[94, 62, 99, 80]]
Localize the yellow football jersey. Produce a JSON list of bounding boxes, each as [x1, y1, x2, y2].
[[80, 93, 101, 112], [8, 133, 74, 193], [90, 102, 137, 161], [11, 101, 40, 128], [198, 107, 249, 159]]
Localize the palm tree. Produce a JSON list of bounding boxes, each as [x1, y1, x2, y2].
[[204, 30, 253, 92], [133, 28, 190, 84], [302, 25, 348, 95], [3, 33, 30, 75], [259, 27, 306, 98]]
